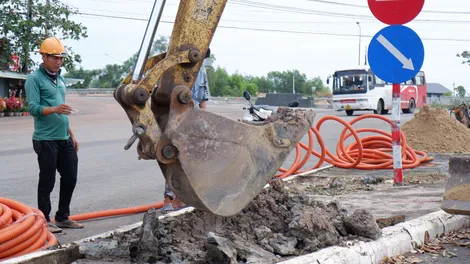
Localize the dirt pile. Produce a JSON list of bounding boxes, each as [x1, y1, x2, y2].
[[402, 105, 470, 153], [131, 180, 381, 264], [315, 100, 331, 105]]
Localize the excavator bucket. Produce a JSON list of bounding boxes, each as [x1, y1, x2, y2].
[[159, 101, 315, 216], [441, 156, 470, 215]]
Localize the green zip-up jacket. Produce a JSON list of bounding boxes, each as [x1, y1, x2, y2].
[[25, 66, 70, 141]]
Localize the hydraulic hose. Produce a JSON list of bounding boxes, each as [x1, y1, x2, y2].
[[0, 114, 432, 260]]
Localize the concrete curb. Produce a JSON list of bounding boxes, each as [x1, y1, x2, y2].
[[278, 211, 470, 264], [0, 246, 81, 264]]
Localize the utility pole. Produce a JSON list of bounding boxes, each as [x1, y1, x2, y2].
[[364, 45, 368, 65], [292, 70, 295, 94], [22, 0, 33, 73], [356, 22, 361, 66], [45, 0, 50, 36]]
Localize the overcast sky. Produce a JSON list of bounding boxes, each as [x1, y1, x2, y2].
[[46, 0, 470, 93]]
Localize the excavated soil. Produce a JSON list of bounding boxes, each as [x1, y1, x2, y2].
[[128, 180, 381, 264], [79, 180, 382, 263], [402, 105, 470, 153]]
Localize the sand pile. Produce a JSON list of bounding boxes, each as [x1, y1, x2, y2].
[[402, 105, 470, 153], [315, 100, 331, 105]]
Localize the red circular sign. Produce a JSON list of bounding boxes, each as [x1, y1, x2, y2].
[[368, 0, 425, 25]]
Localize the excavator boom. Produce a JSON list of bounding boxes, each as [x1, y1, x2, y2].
[[114, 0, 314, 216]]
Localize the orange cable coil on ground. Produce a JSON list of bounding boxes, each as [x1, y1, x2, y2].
[[275, 114, 433, 179], [0, 197, 56, 261]]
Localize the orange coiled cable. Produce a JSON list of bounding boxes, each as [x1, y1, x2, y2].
[[0, 198, 56, 261], [276, 114, 433, 179]]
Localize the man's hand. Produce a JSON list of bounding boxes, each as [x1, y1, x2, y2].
[[71, 135, 79, 152], [42, 104, 73, 116], [54, 104, 73, 115]]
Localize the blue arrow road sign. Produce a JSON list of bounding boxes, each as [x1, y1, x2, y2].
[[367, 25, 424, 84]]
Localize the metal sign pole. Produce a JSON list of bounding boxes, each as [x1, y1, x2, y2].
[[392, 83, 403, 185], [367, 0, 425, 186]]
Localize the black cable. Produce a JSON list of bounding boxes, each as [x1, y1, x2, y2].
[[78, 12, 470, 42]]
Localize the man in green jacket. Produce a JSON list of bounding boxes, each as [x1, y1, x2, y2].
[[25, 37, 84, 233]]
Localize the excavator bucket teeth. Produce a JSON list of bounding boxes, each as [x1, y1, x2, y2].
[[162, 108, 315, 216], [441, 156, 470, 215]]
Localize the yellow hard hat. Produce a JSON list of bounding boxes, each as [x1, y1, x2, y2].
[[39, 37, 68, 57]]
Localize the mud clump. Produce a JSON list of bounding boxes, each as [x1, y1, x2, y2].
[[376, 215, 406, 229], [343, 209, 382, 239], [268, 107, 315, 125], [134, 180, 381, 264], [402, 105, 470, 153]]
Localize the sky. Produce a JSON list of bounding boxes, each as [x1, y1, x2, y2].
[[43, 0, 470, 93]]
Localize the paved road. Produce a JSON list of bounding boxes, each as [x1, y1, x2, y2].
[[0, 95, 416, 245]]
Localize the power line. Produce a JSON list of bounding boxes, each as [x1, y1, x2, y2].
[[87, 0, 153, 5], [77, 12, 470, 42], [80, 1, 470, 25], [80, 8, 370, 24], [105, 53, 124, 63], [306, 0, 470, 15], [230, 0, 373, 20], [82, 0, 470, 17], [230, 0, 470, 24], [80, 12, 148, 21]]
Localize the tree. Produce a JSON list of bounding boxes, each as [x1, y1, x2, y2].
[[443, 91, 452, 96], [149, 35, 169, 57], [264, 69, 327, 97], [308, 77, 330, 97], [207, 66, 230, 96], [0, 0, 88, 72], [63, 67, 99, 88], [122, 53, 137, 74], [457, 51, 470, 66], [457, 85, 466, 98], [251, 76, 274, 93], [267, 71, 289, 93], [89, 64, 124, 88], [240, 82, 258, 96], [292, 70, 309, 95]]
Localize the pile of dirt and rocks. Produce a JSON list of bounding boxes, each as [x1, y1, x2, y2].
[[133, 180, 380, 264], [402, 105, 470, 153], [78, 180, 382, 264]]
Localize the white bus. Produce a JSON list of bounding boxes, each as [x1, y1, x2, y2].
[[327, 66, 427, 116]]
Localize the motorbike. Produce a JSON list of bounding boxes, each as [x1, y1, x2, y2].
[[241, 91, 299, 122]]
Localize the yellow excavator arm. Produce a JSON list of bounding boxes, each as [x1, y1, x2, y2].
[[114, 0, 315, 216]]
